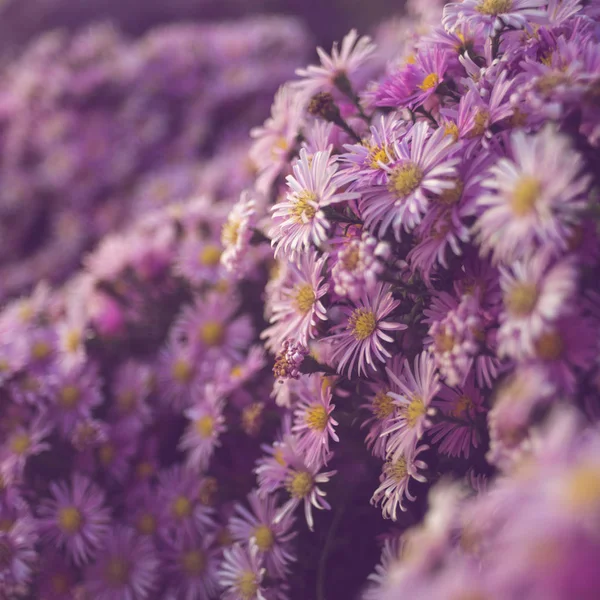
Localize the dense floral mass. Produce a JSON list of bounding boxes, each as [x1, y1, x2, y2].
[[1, 0, 600, 598]]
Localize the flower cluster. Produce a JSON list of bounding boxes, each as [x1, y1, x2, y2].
[[1, 0, 600, 598]]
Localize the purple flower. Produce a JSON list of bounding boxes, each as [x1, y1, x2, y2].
[[328, 283, 405, 377], [219, 540, 267, 600], [229, 490, 297, 580], [38, 474, 111, 566], [221, 190, 258, 276], [157, 341, 200, 411], [474, 126, 590, 263], [0, 513, 38, 593], [269, 148, 359, 258], [82, 526, 159, 600], [292, 375, 339, 467], [174, 235, 224, 286], [360, 121, 460, 238]]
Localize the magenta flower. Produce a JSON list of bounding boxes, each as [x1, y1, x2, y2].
[[82, 526, 159, 600], [269, 148, 359, 258], [328, 283, 405, 377], [229, 490, 297, 580], [292, 375, 339, 467], [383, 351, 439, 460], [38, 474, 111, 566]]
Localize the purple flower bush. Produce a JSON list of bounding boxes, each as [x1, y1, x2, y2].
[[1, 0, 600, 598]]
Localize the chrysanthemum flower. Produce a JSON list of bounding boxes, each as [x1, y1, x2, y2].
[[371, 444, 429, 521], [269, 148, 359, 258], [383, 351, 440, 460], [474, 126, 590, 263], [219, 540, 267, 600], [498, 252, 578, 359], [229, 490, 297, 580], [360, 121, 460, 238], [292, 375, 339, 467], [38, 474, 111, 566], [328, 283, 405, 377], [157, 340, 200, 411], [261, 250, 328, 351], [162, 534, 221, 600], [82, 526, 159, 600], [430, 376, 486, 459], [294, 29, 376, 97], [221, 190, 257, 275], [179, 385, 227, 473], [443, 0, 547, 35], [174, 235, 224, 286]]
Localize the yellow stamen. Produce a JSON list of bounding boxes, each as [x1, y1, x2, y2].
[[505, 283, 538, 316], [563, 464, 600, 511], [136, 513, 156, 536], [172, 359, 193, 383], [535, 331, 564, 361], [59, 385, 80, 409], [511, 176, 541, 217], [199, 321, 225, 347], [195, 416, 215, 438], [171, 495, 192, 519], [10, 433, 30, 455], [182, 550, 206, 575], [237, 571, 259, 600], [286, 471, 313, 499], [294, 284, 316, 314], [254, 524, 275, 551], [106, 558, 130, 585], [420, 73, 439, 91], [199, 244, 222, 267], [405, 395, 426, 428], [58, 507, 82, 534], [31, 341, 51, 361], [373, 390, 395, 420], [451, 395, 472, 418], [388, 163, 424, 198], [305, 405, 329, 431], [349, 308, 377, 341], [386, 457, 408, 481], [476, 0, 512, 15], [292, 191, 318, 223]]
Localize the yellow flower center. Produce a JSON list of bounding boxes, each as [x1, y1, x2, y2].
[[58, 507, 83, 534], [59, 385, 80, 409], [135, 461, 154, 480], [469, 110, 489, 137], [434, 327, 456, 353], [292, 191, 318, 223], [535, 331, 564, 361], [511, 176, 541, 217], [172, 359, 193, 383], [294, 284, 316, 314], [199, 244, 222, 266], [476, 0, 512, 15], [286, 471, 313, 499], [242, 403, 264, 437], [231, 365, 244, 378], [200, 321, 225, 347], [451, 395, 473, 418], [254, 524, 275, 551], [199, 477, 218, 506], [10, 433, 30, 455], [387, 457, 408, 481], [349, 308, 377, 341], [373, 390, 395, 419], [274, 448, 287, 467], [388, 162, 424, 198], [437, 179, 464, 205], [420, 72, 439, 91], [65, 330, 81, 353], [505, 282, 538, 316], [99, 443, 115, 466], [106, 558, 130, 586], [171, 495, 193, 519], [237, 571, 259, 600], [305, 405, 329, 431], [405, 395, 426, 428], [368, 145, 390, 170], [444, 121, 459, 141], [117, 390, 136, 413], [341, 245, 360, 271], [195, 415, 215, 438], [563, 464, 600, 511], [182, 550, 206, 575], [136, 513, 157, 535], [222, 220, 240, 246], [31, 341, 51, 361]]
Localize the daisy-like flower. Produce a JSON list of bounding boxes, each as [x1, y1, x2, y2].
[[219, 540, 267, 600], [269, 148, 359, 258], [37, 551, 78, 600], [229, 490, 297, 580], [221, 190, 257, 275], [0, 513, 38, 593], [383, 351, 440, 460], [170, 292, 254, 363], [375, 44, 449, 109], [174, 235, 224, 286], [360, 121, 460, 239], [442, 0, 547, 35], [162, 534, 221, 600], [157, 341, 200, 411], [51, 363, 103, 438], [82, 526, 159, 600], [329, 284, 405, 378], [371, 444, 429, 521], [497, 252, 578, 359], [363, 537, 403, 600], [474, 126, 590, 263], [331, 229, 390, 301], [179, 385, 227, 473], [255, 417, 294, 496], [292, 375, 339, 467], [156, 465, 215, 543], [109, 360, 152, 432], [37, 474, 111, 566], [261, 250, 328, 351], [429, 376, 486, 459], [294, 29, 376, 98]]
